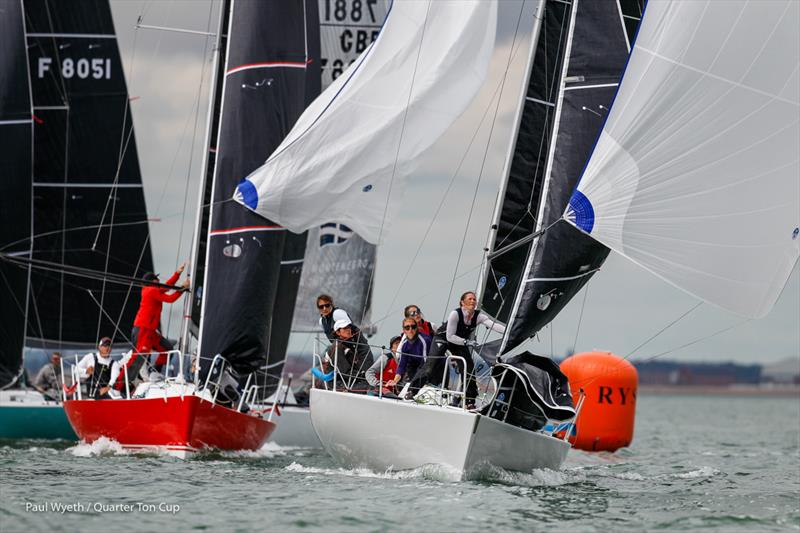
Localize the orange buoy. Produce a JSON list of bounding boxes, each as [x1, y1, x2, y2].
[[559, 351, 637, 452]]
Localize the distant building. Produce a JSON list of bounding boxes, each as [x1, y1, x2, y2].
[[634, 360, 761, 386], [761, 358, 800, 385]]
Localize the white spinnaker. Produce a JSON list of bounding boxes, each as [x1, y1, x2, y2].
[[235, 0, 497, 245], [566, 0, 800, 319]]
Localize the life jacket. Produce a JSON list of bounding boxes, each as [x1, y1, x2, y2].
[[90, 354, 114, 395], [416, 320, 435, 337], [380, 356, 398, 383], [435, 308, 478, 341], [320, 308, 339, 341]]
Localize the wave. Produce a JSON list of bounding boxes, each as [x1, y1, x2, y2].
[[285, 461, 462, 482], [67, 436, 128, 457]]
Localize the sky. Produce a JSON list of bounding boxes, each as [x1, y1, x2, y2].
[[110, 0, 799, 367]]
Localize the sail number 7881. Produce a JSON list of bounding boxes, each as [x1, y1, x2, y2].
[[38, 57, 112, 80]]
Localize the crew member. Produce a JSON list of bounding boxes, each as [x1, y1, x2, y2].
[[365, 335, 402, 390], [389, 317, 431, 388], [328, 319, 373, 392], [403, 305, 436, 337], [129, 263, 190, 379], [75, 337, 120, 399], [32, 352, 62, 401], [408, 291, 505, 407], [317, 294, 355, 342]]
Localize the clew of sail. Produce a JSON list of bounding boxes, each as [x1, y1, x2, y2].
[[234, 0, 497, 245], [566, 0, 800, 319]]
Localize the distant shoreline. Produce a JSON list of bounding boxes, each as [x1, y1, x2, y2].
[[639, 384, 800, 397]]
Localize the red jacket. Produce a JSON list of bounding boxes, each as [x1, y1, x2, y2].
[[133, 271, 182, 330]]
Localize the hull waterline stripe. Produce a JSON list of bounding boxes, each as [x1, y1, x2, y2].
[[226, 61, 308, 76], [27, 33, 116, 39], [0, 119, 32, 125], [209, 225, 284, 236]]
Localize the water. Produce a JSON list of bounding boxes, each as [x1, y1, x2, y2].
[[1, 395, 798, 532]]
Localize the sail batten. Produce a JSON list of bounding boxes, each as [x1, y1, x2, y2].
[[568, 0, 800, 319]]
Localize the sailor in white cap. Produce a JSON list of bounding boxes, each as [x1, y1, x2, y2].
[[326, 317, 373, 391]]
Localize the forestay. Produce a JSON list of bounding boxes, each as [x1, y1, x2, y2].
[[235, 0, 497, 244], [567, 0, 800, 319]]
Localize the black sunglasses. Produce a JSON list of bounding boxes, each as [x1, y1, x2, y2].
[[318, 303, 332, 309], [406, 310, 420, 317], [403, 324, 418, 330]]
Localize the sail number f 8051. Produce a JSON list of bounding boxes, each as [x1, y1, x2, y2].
[[38, 57, 112, 80]]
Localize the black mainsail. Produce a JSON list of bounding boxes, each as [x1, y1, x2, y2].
[[481, 0, 641, 354], [0, 0, 33, 387], [197, 0, 320, 383], [23, 0, 154, 349]]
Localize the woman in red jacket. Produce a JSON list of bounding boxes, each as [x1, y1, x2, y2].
[[128, 263, 190, 379]]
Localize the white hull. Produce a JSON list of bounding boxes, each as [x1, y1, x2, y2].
[[268, 405, 321, 448], [309, 389, 570, 479]]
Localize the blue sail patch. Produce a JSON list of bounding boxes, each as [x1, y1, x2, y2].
[[236, 178, 259, 210], [566, 190, 595, 234]]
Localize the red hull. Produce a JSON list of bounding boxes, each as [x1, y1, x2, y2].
[[64, 395, 274, 454]]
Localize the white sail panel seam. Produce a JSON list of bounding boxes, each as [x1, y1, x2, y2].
[[635, 46, 799, 107]]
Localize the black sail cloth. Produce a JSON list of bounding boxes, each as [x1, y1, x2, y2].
[[199, 0, 320, 384], [23, 0, 154, 349], [0, 0, 33, 387], [487, 352, 575, 431], [482, 0, 639, 354]]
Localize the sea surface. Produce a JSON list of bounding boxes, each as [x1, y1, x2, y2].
[[1, 395, 798, 532]]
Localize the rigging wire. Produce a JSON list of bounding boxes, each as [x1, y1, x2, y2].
[[165, 2, 217, 338], [624, 301, 703, 359], [570, 281, 591, 351], [443, 1, 528, 323], [375, 1, 530, 330], [359, 0, 433, 330]]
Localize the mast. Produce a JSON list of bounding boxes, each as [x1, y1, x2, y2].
[[181, 0, 230, 355], [476, 0, 547, 306], [196, 0, 321, 390], [0, 0, 33, 388], [23, 0, 154, 350]]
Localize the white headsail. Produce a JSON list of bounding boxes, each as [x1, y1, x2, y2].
[[565, 0, 800, 318], [234, 0, 497, 244]]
